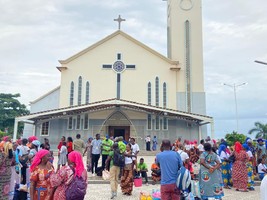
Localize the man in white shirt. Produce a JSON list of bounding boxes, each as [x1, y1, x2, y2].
[[177, 144, 189, 164], [197, 139, 205, 152], [145, 135, 151, 151]]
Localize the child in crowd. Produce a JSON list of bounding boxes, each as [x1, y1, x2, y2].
[[258, 158, 267, 180]]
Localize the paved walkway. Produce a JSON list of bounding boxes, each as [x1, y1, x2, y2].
[[53, 154, 261, 199], [84, 184, 260, 200]]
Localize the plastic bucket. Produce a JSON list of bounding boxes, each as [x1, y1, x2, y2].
[[134, 178, 142, 187]]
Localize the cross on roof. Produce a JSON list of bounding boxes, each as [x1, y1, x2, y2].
[[114, 15, 126, 30]]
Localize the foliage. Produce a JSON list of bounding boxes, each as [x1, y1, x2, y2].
[[248, 122, 267, 139], [0, 93, 29, 136], [225, 131, 247, 146]]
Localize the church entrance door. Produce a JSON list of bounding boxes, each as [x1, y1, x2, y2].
[[109, 126, 130, 142]]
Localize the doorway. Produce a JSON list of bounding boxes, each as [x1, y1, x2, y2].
[[109, 126, 130, 141]]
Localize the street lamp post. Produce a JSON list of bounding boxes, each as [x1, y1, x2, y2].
[[255, 60, 267, 65], [223, 82, 247, 133]]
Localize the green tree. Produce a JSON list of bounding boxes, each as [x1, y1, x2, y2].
[[225, 131, 247, 146], [0, 93, 29, 137], [248, 122, 267, 139]]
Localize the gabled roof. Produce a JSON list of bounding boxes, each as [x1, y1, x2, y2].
[[30, 86, 60, 104], [58, 30, 179, 66], [16, 98, 212, 125]]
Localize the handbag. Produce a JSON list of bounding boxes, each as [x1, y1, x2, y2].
[[102, 169, 110, 180], [228, 154, 235, 163]]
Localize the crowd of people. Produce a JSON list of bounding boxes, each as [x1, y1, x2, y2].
[[0, 133, 266, 200]]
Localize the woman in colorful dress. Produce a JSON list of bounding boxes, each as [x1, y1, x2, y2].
[[152, 136, 157, 151], [242, 143, 255, 190], [30, 149, 54, 200], [83, 137, 93, 172], [199, 143, 224, 200], [50, 151, 87, 200], [120, 143, 135, 196], [0, 136, 13, 200], [219, 144, 232, 189], [232, 141, 249, 192]]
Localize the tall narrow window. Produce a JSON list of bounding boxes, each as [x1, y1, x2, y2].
[[148, 82, 151, 105], [155, 116, 160, 130], [85, 81, 89, 104], [84, 113, 89, 130], [70, 82, 74, 106], [76, 115, 81, 130], [155, 77, 159, 106], [163, 82, 167, 108], [78, 76, 82, 105], [147, 114, 152, 130], [68, 117, 73, 130], [41, 122, 49, 136], [163, 117, 168, 130]]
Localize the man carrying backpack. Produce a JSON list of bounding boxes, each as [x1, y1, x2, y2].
[[105, 143, 125, 199], [156, 139, 183, 200]]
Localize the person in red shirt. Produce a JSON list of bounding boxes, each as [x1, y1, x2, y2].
[[67, 137, 73, 155]]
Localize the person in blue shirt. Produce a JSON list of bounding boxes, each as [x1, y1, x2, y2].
[[156, 139, 182, 200]]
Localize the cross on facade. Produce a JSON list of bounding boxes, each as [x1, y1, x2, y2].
[[102, 53, 135, 99], [114, 15, 126, 30]]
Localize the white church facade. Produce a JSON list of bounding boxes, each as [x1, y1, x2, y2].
[[14, 0, 214, 149]]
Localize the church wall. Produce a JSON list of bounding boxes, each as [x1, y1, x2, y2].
[[168, 0, 204, 92], [59, 34, 177, 110], [30, 88, 60, 113], [192, 92, 206, 115]]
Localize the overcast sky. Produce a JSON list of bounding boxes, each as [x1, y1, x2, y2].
[[1, 0, 267, 139]]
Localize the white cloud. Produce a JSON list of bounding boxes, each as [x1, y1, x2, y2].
[[1, 0, 267, 138]]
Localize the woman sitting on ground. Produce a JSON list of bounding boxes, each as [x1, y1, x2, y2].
[[30, 149, 54, 200], [151, 159, 161, 185], [50, 150, 87, 200]]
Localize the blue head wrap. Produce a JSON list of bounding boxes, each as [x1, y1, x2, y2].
[[106, 134, 110, 139], [218, 144, 226, 156], [257, 138, 264, 143], [242, 143, 249, 151]]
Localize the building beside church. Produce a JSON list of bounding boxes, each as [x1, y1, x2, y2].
[[14, 0, 213, 149]]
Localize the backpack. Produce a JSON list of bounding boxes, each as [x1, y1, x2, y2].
[[176, 166, 191, 191], [65, 170, 87, 200], [176, 152, 191, 191], [113, 149, 125, 167]]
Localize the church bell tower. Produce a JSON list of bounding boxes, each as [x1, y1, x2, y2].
[[166, 0, 206, 115]]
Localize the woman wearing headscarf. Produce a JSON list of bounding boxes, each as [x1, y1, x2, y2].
[[199, 143, 224, 200], [219, 144, 232, 189], [30, 149, 53, 200], [50, 151, 87, 200], [232, 141, 249, 192], [29, 140, 40, 162], [0, 136, 13, 200], [242, 143, 255, 190]]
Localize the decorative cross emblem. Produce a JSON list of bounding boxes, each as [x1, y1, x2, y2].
[[102, 53, 135, 99], [114, 15, 126, 30]]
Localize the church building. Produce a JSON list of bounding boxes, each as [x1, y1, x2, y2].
[[14, 0, 214, 149]]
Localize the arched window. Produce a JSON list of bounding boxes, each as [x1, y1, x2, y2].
[[155, 77, 159, 106], [163, 82, 167, 108], [70, 81, 74, 106], [148, 82, 151, 105], [78, 76, 82, 105], [85, 81, 89, 104], [147, 114, 152, 130]]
